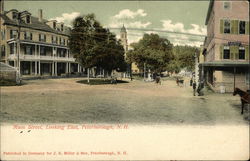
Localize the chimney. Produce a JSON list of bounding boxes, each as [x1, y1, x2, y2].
[[38, 9, 43, 22], [0, 0, 4, 14]]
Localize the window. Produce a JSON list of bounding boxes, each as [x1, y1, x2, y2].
[[224, 20, 230, 33], [60, 38, 65, 45], [239, 47, 245, 59], [10, 44, 15, 54], [223, 1, 231, 10], [1, 45, 5, 57], [39, 34, 46, 42], [61, 24, 64, 31], [12, 12, 17, 19], [239, 21, 246, 34], [10, 30, 18, 39], [26, 15, 31, 24], [52, 36, 58, 44], [40, 46, 46, 55], [24, 31, 32, 40], [25, 45, 32, 55], [1, 29, 5, 40], [223, 46, 230, 59], [53, 22, 56, 29]]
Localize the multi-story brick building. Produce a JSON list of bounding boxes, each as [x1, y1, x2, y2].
[[0, 7, 82, 77], [201, 0, 249, 92]]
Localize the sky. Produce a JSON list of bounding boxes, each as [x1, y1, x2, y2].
[[5, 1, 210, 47]]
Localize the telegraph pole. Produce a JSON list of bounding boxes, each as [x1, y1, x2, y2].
[[16, 12, 21, 83], [143, 62, 146, 81]]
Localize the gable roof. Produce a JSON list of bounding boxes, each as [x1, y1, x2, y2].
[[0, 10, 70, 36]]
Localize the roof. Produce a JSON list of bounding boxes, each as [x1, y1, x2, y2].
[[0, 10, 70, 36], [200, 61, 250, 67], [205, 0, 214, 25], [120, 24, 126, 32]]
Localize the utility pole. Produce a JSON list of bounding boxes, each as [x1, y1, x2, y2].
[[16, 12, 22, 84], [144, 62, 146, 81]]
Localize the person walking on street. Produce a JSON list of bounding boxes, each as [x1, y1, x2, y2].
[[190, 78, 193, 86], [193, 81, 197, 96]]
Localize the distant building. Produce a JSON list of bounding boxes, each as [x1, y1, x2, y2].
[[120, 25, 140, 74], [201, 0, 249, 92], [120, 24, 128, 53], [0, 7, 82, 77]]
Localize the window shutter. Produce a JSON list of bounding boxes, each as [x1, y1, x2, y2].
[[10, 30, 13, 38], [229, 46, 234, 59], [31, 33, 33, 40], [234, 46, 239, 60], [220, 19, 224, 34], [231, 20, 234, 34], [220, 45, 223, 59], [44, 35, 46, 42], [246, 45, 249, 60], [246, 21, 249, 35], [39, 34, 41, 41], [234, 20, 239, 34]]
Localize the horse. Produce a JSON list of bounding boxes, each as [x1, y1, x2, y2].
[[155, 76, 161, 85], [176, 78, 184, 86], [233, 88, 250, 114]]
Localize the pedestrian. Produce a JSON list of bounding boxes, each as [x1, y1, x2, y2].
[[192, 81, 197, 96], [190, 78, 193, 86], [197, 83, 201, 96]]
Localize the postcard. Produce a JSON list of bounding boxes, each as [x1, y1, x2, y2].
[[0, 0, 249, 160]]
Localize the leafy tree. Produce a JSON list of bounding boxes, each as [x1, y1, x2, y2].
[[171, 45, 198, 71], [69, 14, 126, 82], [126, 33, 173, 74]]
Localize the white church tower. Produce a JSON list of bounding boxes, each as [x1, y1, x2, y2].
[[120, 24, 128, 52]]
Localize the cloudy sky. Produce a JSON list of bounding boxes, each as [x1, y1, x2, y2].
[[5, 1, 209, 47]]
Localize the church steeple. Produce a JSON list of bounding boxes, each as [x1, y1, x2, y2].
[[120, 24, 128, 52]]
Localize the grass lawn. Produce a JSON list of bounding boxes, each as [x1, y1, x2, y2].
[[77, 78, 129, 85]]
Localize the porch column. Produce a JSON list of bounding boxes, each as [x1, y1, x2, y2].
[[35, 61, 37, 75], [66, 62, 68, 73], [52, 62, 54, 76], [35, 45, 37, 56], [38, 45, 40, 57], [77, 64, 80, 72], [14, 42, 16, 56], [69, 63, 71, 74], [38, 61, 41, 75], [55, 62, 57, 76], [30, 61, 32, 75]]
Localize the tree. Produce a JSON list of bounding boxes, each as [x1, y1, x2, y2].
[[171, 45, 198, 71], [69, 14, 126, 82], [126, 33, 173, 74]]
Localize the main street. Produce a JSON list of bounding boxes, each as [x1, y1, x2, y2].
[[0, 78, 248, 125]]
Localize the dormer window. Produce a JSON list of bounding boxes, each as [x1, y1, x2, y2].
[[53, 22, 56, 29], [12, 12, 18, 19], [26, 15, 31, 24], [61, 24, 64, 31]]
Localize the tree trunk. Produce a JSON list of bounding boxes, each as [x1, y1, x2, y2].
[[87, 68, 90, 83]]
